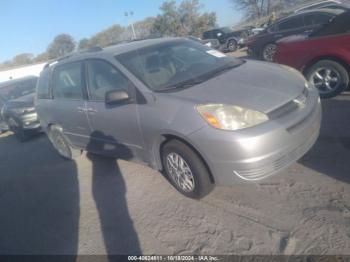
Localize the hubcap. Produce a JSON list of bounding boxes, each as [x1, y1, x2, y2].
[[49, 130, 71, 158], [166, 153, 195, 192], [263, 44, 276, 62], [309, 67, 341, 95], [228, 41, 236, 51]]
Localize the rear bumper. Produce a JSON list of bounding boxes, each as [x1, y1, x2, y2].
[[188, 88, 321, 185]]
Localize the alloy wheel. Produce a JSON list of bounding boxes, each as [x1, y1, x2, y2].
[[263, 44, 277, 62], [309, 67, 341, 95], [49, 130, 71, 158], [166, 152, 195, 192]]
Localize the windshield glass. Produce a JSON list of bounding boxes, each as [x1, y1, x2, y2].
[[0, 78, 37, 101], [116, 39, 243, 91]]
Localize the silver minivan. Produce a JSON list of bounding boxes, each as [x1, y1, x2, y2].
[[36, 38, 321, 198]]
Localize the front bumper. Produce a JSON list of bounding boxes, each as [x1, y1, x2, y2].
[[188, 87, 321, 185], [20, 112, 41, 130], [7, 112, 41, 131]]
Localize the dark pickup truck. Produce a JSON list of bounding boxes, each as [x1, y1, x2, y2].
[[0, 76, 41, 141]]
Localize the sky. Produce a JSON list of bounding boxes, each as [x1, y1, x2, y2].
[[0, 0, 242, 63]]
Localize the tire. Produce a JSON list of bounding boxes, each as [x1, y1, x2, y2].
[[7, 117, 28, 142], [14, 128, 28, 142], [305, 60, 349, 99], [262, 43, 277, 62], [161, 139, 214, 199], [47, 125, 82, 160], [227, 39, 238, 52]]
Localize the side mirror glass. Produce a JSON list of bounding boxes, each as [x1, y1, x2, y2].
[[105, 89, 130, 105]]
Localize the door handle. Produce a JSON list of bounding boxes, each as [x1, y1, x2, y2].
[[77, 106, 86, 113], [87, 108, 98, 113], [275, 34, 283, 38]]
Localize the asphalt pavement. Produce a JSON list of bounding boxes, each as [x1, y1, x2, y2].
[[0, 90, 349, 255]]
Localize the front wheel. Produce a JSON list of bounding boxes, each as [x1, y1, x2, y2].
[[8, 117, 28, 142], [161, 140, 214, 199], [262, 43, 277, 62], [47, 125, 81, 160], [305, 60, 349, 99]]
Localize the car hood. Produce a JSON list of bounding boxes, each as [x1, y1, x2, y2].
[[167, 60, 305, 113], [5, 93, 35, 108]]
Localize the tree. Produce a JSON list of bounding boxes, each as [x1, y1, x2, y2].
[[152, 0, 216, 37], [88, 24, 127, 47], [47, 34, 76, 59], [133, 17, 156, 39], [34, 52, 49, 63], [11, 53, 34, 66], [78, 38, 91, 50]]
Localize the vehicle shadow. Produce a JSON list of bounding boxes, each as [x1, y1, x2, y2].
[[0, 130, 141, 257], [86, 131, 141, 256], [300, 96, 350, 184], [0, 134, 79, 259]]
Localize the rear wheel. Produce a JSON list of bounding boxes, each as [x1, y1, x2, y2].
[[262, 43, 277, 62], [48, 125, 81, 160], [227, 39, 238, 52], [305, 60, 349, 99], [161, 139, 213, 199]]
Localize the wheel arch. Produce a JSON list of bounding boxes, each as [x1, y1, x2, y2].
[[153, 133, 215, 184], [302, 55, 350, 76]]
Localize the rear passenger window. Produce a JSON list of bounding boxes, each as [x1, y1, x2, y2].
[[52, 62, 83, 100], [304, 14, 331, 26], [278, 18, 303, 31], [36, 68, 50, 99], [87, 60, 129, 101]]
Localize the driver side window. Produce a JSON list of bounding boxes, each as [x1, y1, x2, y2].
[[86, 60, 129, 101]]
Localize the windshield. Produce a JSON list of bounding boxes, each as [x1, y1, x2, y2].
[[0, 78, 37, 101], [116, 39, 244, 91]]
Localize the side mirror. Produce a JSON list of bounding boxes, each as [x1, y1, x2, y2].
[[105, 89, 131, 105]]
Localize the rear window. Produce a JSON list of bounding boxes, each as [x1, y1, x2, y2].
[[36, 68, 50, 99], [311, 11, 350, 37]]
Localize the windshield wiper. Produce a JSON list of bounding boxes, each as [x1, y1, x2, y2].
[[156, 61, 244, 92]]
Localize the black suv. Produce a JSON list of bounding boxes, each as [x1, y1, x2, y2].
[[202, 27, 241, 52], [247, 8, 343, 61], [0, 76, 41, 141]]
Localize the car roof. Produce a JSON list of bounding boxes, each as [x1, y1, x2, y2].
[[47, 37, 181, 67], [0, 75, 38, 89], [272, 7, 344, 25], [294, 0, 342, 12]]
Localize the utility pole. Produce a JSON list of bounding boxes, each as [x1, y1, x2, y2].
[[124, 11, 136, 39]]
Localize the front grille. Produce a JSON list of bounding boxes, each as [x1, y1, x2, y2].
[[268, 87, 309, 120], [233, 129, 318, 181]]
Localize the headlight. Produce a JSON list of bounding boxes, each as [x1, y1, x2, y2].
[[196, 104, 269, 131]]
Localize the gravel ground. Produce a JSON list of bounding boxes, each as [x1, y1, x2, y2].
[[0, 84, 349, 255]]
